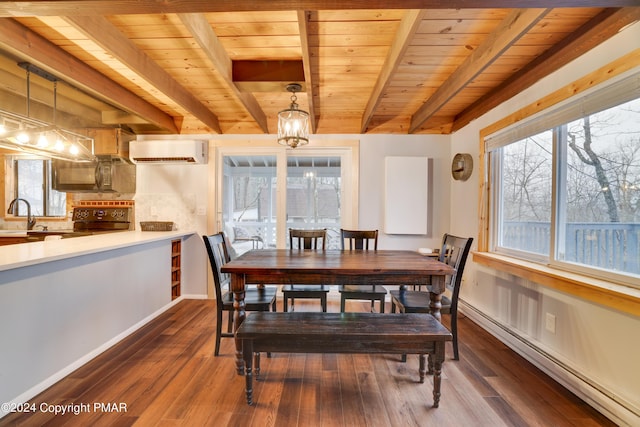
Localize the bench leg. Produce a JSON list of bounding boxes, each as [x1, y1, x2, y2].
[[431, 342, 446, 408], [432, 358, 443, 408]]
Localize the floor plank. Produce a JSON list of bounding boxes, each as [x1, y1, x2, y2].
[[0, 296, 616, 426]]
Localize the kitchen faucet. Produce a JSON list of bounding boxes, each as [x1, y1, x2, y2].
[[7, 198, 36, 230]]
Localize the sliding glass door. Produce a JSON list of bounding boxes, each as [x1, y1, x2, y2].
[[216, 143, 356, 254]]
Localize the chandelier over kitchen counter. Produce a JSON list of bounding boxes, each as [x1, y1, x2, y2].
[[277, 83, 309, 149], [0, 63, 95, 162]]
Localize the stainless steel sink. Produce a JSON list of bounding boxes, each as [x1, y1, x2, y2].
[[26, 230, 93, 241]]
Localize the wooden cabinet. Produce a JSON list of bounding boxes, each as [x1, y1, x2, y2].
[[171, 239, 181, 300], [0, 236, 28, 246], [74, 128, 135, 157]]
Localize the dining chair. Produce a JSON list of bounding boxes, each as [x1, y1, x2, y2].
[[203, 232, 277, 356], [281, 228, 330, 312], [337, 229, 387, 313], [390, 233, 473, 360]]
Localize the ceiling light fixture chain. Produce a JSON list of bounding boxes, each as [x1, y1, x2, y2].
[[26, 67, 31, 118], [277, 83, 310, 149]]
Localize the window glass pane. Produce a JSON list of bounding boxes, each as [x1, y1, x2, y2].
[[558, 98, 640, 276], [221, 155, 276, 256], [498, 131, 553, 255], [16, 159, 44, 216], [286, 156, 341, 249]]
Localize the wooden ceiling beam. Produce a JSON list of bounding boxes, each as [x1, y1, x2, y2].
[[361, 9, 426, 133], [233, 60, 305, 92], [298, 10, 317, 134], [64, 15, 222, 134], [0, 1, 637, 17], [452, 7, 640, 133], [0, 18, 179, 133], [409, 8, 551, 134], [178, 13, 269, 133]]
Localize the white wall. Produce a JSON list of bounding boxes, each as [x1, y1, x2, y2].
[[134, 162, 209, 297], [450, 22, 640, 426], [142, 134, 453, 253], [358, 134, 451, 250]]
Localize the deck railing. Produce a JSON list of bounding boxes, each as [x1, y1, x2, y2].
[[503, 221, 640, 275]]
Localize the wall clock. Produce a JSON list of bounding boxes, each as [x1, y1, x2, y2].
[[451, 153, 473, 181]]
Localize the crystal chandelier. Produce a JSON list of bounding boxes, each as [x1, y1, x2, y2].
[[277, 83, 310, 149], [0, 63, 95, 162]]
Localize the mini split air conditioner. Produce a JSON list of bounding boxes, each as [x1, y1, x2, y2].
[[129, 140, 208, 164]]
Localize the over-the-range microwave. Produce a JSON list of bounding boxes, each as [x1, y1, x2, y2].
[[52, 154, 136, 193]]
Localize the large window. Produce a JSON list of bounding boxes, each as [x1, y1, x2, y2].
[[488, 73, 640, 283], [7, 157, 66, 218]]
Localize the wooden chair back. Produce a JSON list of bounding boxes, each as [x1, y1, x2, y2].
[[439, 233, 473, 295], [203, 232, 231, 308], [340, 229, 378, 250], [289, 228, 327, 250]]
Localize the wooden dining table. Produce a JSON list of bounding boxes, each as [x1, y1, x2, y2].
[[221, 249, 456, 373]]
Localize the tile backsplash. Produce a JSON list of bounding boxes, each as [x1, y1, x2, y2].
[[134, 193, 199, 232]]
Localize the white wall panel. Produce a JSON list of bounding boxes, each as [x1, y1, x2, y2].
[[384, 156, 429, 235]]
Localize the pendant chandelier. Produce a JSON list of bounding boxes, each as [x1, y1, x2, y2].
[[277, 83, 309, 149], [0, 63, 95, 162]]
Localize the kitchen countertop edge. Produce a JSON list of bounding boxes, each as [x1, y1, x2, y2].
[[0, 230, 194, 272]]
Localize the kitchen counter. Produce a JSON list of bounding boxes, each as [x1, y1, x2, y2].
[[0, 228, 206, 412], [0, 230, 194, 272]]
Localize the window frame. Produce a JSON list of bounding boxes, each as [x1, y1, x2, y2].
[[490, 130, 555, 264], [476, 54, 640, 313], [490, 119, 639, 286], [4, 154, 68, 219]]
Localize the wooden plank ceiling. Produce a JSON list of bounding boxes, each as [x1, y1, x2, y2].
[[0, 1, 638, 136]]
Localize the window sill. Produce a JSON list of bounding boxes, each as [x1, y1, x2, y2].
[[473, 251, 640, 317]]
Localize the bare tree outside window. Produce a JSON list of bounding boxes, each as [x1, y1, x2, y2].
[[566, 101, 640, 223]]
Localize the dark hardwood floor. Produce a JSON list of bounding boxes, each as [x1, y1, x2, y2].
[[0, 295, 615, 426]]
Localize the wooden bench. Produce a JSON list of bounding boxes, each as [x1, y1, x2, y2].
[[236, 312, 453, 407]]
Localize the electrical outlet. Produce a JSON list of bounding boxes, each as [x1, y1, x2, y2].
[[545, 313, 556, 334]]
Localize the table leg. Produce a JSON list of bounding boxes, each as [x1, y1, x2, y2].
[[429, 275, 445, 322], [231, 273, 246, 375]]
